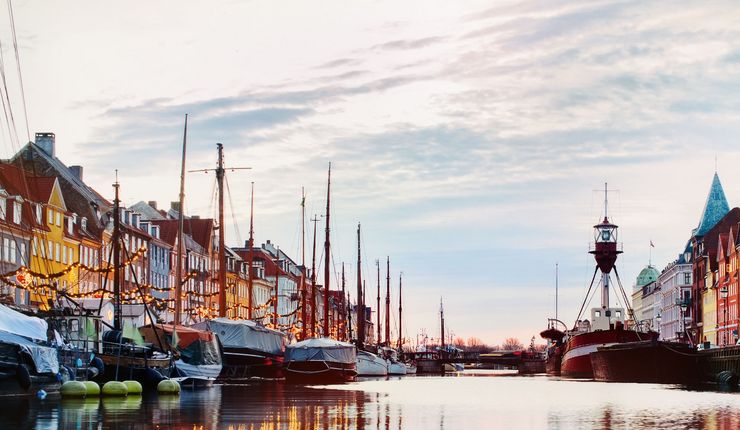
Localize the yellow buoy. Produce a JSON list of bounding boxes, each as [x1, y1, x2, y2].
[[60, 380, 87, 398], [123, 380, 143, 395], [83, 380, 101, 396], [102, 381, 128, 397], [157, 379, 180, 395]]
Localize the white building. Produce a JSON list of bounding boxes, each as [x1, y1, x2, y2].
[[658, 243, 693, 342]]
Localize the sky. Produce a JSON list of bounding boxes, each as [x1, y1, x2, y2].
[[2, 0, 740, 346]]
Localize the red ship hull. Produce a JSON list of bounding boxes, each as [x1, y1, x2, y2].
[[561, 328, 656, 379], [590, 340, 700, 384]]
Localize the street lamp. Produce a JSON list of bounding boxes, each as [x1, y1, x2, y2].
[[679, 298, 690, 343], [720, 286, 729, 347], [656, 313, 662, 339]]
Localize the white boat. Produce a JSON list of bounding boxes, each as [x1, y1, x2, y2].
[[404, 362, 417, 374], [380, 347, 407, 375], [356, 350, 388, 376]]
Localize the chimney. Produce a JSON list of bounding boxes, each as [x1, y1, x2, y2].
[[148, 201, 157, 210], [69, 165, 83, 181], [170, 201, 180, 212], [35, 132, 56, 157]]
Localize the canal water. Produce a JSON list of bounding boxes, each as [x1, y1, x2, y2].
[[4, 370, 740, 429]]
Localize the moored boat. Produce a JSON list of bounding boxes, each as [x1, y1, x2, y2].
[[193, 318, 286, 380], [590, 339, 700, 384], [356, 350, 388, 376], [0, 304, 60, 396], [140, 324, 222, 387], [560, 184, 653, 379], [284, 338, 357, 383]]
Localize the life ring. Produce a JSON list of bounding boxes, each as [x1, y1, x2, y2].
[[16, 364, 31, 390]]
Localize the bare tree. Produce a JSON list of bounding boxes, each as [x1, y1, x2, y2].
[[501, 337, 524, 351]]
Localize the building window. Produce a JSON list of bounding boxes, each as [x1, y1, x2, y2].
[[55, 243, 60, 262], [10, 242, 16, 264], [0, 197, 5, 220], [48, 241, 53, 260], [20, 243, 26, 264], [684, 273, 691, 285], [13, 201, 21, 224], [32, 237, 37, 256], [48, 209, 53, 225], [62, 246, 67, 264], [2, 238, 8, 262], [69, 247, 74, 263], [35, 204, 42, 224], [55, 212, 61, 226]]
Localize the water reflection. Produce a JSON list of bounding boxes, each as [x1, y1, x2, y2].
[[2, 371, 740, 429]]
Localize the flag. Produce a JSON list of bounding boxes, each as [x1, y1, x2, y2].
[[122, 320, 145, 346], [650, 240, 654, 248]]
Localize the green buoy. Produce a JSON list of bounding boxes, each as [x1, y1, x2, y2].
[[123, 380, 143, 395], [157, 379, 181, 395], [60, 381, 87, 398], [102, 381, 128, 397], [83, 380, 101, 396]]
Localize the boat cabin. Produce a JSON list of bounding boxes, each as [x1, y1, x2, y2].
[[590, 307, 625, 331]]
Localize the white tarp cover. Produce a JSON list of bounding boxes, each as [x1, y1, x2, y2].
[[285, 338, 357, 364], [193, 318, 286, 356], [0, 330, 60, 374], [0, 304, 49, 341]]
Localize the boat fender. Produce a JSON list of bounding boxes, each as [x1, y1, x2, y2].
[[123, 380, 143, 395], [61, 380, 88, 398], [16, 364, 31, 390]]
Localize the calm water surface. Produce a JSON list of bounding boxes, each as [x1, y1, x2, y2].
[[4, 370, 740, 429]]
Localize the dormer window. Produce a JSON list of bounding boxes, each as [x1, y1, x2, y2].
[[0, 197, 6, 220], [13, 200, 21, 224], [55, 212, 61, 226], [81, 217, 87, 231], [35, 204, 42, 224], [67, 217, 73, 235]]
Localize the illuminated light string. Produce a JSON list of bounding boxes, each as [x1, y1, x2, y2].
[[0, 246, 148, 281]]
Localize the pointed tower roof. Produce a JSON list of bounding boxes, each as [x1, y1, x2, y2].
[[694, 172, 730, 237]]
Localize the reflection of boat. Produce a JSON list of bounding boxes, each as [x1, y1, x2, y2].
[[284, 338, 357, 383], [139, 324, 222, 386], [193, 318, 286, 380], [356, 350, 388, 376], [0, 304, 60, 395], [560, 185, 656, 379], [590, 340, 701, 384]]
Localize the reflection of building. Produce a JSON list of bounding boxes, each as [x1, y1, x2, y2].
[[658, 243, 692, 342]]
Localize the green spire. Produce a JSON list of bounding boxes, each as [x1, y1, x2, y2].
[[694, 172, 729, 237]]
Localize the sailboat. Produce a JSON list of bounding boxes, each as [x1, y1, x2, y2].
[[284, 164, 358, 383], [383, 273, 407, 375], [354, 224, 388, 377]]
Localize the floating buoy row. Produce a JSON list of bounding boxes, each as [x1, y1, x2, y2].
[[60, 379, 179, 398]]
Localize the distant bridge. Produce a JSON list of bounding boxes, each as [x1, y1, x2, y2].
[[404, 350, 546, 374]]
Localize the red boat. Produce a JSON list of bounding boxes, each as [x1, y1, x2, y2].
[[558, 184, 653, 379]]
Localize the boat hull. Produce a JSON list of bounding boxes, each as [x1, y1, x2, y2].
[[284, 360, 357, 383], [218, 348, 284, 381], [388, 361, 407, 375], [171, 361, 222, 387], [357, 352, 388, 376], [95, 353, 170, 390], [590, 340, 701, 384], [561, 329, 656, 379]]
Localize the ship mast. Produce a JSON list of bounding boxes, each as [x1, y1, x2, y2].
[[398, 272, 402, 350], [376, 259, 381, 346], [174, 115, 187, 325], [440, 297, 445, 350], [112, 177, 122, 331], [323, 163, 331, 337], [216, 143, 227, 317], [341, 263, 346, 341], [247, 182, 254, 320], [273, 248, 280, 329], [300, 187, 307, 339], [356, 223, 365, 349], [385, 256, 390, 345], [310, 215, 319, 337]]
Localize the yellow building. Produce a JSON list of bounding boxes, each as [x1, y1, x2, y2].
[[702, 270, 718, 346], [28, 175, 81, 308]]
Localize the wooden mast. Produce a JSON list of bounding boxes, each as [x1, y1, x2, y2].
[[112, 177, 122, 331], [300, 187, 307, 339], [440, 297, 445, 350], [341, 263, 346, 341], [174, 115, 188, 325], [323, 163, 331, 337], [376, 259, 381, 347], [216, 143, 227, 318], [273, 247, 280, 329], [398, 272, 402, 350], [385, 256, 390, 345], [247, 182, 254, 320], [356, 223, 364, 349], [310, 215, 319, 337]]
